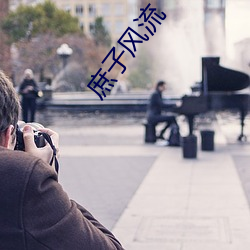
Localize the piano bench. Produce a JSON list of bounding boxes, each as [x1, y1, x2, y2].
[[142, 120, 156, 143]]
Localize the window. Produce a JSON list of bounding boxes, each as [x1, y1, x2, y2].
[[102, 3, 111, 16], [103, 21, 111, 32], [80, 22, 84, 32], [64, 5, 71, 13], [75, 5, 84, 16], [89, 22, 95, 33], [164, 0, 177, 10], [89, 4, 96, 17], [115, 3, 124, 16], [205, 0, 224, 9], [115, 20, 124, 34]]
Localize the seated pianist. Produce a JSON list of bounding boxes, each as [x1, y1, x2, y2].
[[146, 80, 179, 140]]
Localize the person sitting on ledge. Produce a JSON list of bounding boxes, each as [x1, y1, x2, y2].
[[146, 80, 178, 140]]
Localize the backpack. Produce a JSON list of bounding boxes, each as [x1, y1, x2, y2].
[[168, 124, 181, 146]]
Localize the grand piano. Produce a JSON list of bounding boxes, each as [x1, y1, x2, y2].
[[175, 57, 250, 141]]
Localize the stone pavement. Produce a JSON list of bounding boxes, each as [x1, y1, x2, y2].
[[45, 112, 250, 250], [111, 118, 250, 250]]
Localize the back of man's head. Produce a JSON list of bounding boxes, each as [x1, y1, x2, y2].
[[0, 71, 20, 145], [156, 80, 166, 90]]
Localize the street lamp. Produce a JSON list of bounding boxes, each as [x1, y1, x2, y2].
[[56, 43, 73, 68]]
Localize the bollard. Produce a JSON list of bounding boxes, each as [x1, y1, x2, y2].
[[144, 122, 156, 143], [200, 130, 215, 151], [182, 135, 197, 159]]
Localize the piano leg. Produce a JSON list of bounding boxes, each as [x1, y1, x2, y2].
[[238, 109, 247, 142], [187, 115, 195, 135]]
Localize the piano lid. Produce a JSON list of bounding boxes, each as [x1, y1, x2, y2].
[[201, 57, 250, 92]]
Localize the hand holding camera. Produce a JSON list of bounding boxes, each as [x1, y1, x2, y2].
[[15, 122, 59, 172], [15, 122, 46, 151]]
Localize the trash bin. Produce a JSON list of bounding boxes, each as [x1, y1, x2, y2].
[[144, 122, 156, 143], [182, 135, 197, 159], [200, 130, 214, 151]]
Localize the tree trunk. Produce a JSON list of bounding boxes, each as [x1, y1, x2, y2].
[[0, 0, 12, 78]]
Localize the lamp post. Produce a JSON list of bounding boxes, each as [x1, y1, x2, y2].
[[56, 43, 73, 68]]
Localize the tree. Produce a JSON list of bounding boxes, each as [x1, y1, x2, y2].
[[1, 1, 114, 91], [13, 33, 84, 84], [91, 16, 111, 48], [127, 48, 153, 89], [12, 33, 112, 91], [1, 0, 80, 43], [0, 0, 11, 75]]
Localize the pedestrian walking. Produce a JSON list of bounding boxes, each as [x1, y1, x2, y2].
[[19, 69, 39, 122]]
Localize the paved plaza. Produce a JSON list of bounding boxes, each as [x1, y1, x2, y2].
[[37, 110, 250, 250]]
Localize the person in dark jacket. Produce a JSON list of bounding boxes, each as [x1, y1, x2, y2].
[[19, 69, 39, 123], [147, 80, 178, 140], [0, 70, 124, 250]]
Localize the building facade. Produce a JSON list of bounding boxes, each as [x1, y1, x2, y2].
[[51, 0, 138, 43], [9, 0, 44, 10], [10, 0, 139, 44]]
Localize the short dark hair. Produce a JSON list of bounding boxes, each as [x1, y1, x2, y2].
[[0, 71, 20, 143], [156, 80, 166, 90]]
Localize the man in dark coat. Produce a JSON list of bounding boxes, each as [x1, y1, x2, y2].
[[147, 80, 178, 140], [0, 70, 124, 249]]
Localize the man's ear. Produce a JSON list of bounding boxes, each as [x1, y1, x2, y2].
[[2, 125, 15, 149]]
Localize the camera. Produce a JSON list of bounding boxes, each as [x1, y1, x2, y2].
[[14, 122, 46, 151]]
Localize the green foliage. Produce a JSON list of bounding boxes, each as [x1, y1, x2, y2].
[[127, 50, 153, 89], [91, 16, 111, 48], [1, 0, 80, 42]]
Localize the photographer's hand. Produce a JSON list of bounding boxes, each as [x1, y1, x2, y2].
[[23, 125, 59, 165]]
